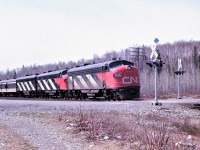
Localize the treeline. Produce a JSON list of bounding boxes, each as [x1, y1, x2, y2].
[[141, 41, 200, 97], [0, 40, 200, 98], [0, 50, 131, 79]]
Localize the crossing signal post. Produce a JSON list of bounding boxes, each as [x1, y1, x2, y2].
[[174, 58, 186, 99], [146, 38, 164, 106]]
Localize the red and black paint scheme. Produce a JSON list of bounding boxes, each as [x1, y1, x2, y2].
[[36, 69, 68, 98], [67, 60, 140, 99], [0, 60, 140, 100], [15, 69, 68, 98]]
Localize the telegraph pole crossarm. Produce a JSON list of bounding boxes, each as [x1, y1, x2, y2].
[[130, 46, 146, 68]]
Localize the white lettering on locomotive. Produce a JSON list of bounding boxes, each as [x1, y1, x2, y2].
[[122, 76, 138, 84]]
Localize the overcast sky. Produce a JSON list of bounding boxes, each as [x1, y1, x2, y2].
[[0, 0, 200, 71]]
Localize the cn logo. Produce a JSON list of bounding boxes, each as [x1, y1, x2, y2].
[[122, 76, 138, 84]]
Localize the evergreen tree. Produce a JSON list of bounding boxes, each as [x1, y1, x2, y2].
[[192, 46, 198, 69]]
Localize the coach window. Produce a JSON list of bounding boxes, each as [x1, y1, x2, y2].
[[5, 84, 8, 89]]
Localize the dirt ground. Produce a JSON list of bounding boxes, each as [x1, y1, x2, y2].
[[0, 124, 36, 150], [0, 98, 200, 150]]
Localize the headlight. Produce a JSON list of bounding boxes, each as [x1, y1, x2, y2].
[[127, 65, 132, 70], [113, 73, 122, 78]]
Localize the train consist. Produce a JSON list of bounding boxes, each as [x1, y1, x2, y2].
[[0, 60, 140, 100]]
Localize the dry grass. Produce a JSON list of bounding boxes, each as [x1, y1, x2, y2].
[[58, 107, 200, 150], [173, 118, 200, 137]]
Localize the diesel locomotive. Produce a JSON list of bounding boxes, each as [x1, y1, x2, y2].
[[0, 60, 140, 100]]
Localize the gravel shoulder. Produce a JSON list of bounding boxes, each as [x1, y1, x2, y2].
[[0, 98, 200, 150], [0, 112, 87, 150]]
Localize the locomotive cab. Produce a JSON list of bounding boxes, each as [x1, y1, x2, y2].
[[101, 60, 140, 99]]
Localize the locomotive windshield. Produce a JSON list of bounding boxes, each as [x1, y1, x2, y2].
[[109, 60, 133, 69]]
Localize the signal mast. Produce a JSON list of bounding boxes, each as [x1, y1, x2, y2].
[[174, 58, 186, 99], [146, 38, 164, 106]]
